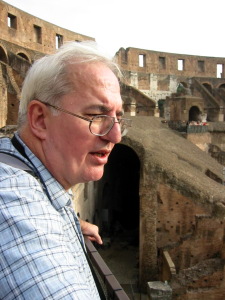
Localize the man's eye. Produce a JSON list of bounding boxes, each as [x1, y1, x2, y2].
[[86, 114, 100, 118]]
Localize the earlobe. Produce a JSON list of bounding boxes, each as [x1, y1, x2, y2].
[[28, 100, 48, 140]]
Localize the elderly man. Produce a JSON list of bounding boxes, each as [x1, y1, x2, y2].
[[0, 42, 131, 299]]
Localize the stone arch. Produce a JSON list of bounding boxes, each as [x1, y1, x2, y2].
[[189, 106, 202, 122], [180, 81, 188, 88], [94, 141, 154, 288], [218, 83, 225, 89], [97, 143, 140, 236], [202, 82, 212, 93], [17, 52, 31, 63], [0, 45, 8, 63]]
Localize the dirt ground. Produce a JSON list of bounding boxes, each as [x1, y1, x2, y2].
[[98, 235, 147, 299]]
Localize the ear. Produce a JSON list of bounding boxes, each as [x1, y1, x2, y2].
[[27, 100, 49, 140]]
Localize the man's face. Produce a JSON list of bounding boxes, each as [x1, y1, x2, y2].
[[43, 63, 123, 189]]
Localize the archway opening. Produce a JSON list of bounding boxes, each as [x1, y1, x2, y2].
[[17, 52, 30, 62], [180, 81, 187, 88], [203, 83, 212, 93], [189, 106, 201, 122], [96, 143, 140, 290], [219, 83, 225, 89], [0, 46, 8, 63], [98, 144, 140, 237]]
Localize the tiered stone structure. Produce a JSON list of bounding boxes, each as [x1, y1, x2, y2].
[[116, 47, 225, 123], [0, 0, 93, 55], [1, 1, 225, 299], [116, 47, 225, 102]]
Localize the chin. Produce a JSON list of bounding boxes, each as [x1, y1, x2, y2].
[[83, 169, 104, 183]]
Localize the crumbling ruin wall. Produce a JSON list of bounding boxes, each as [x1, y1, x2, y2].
[[157, 184, 225, 298], [116, 47, 225, 103], [183, 122, 225, 165], [0, 54, 29, 126], [0, 0, 94, 55], [116, 47, 225, 77], [121, 82, 156, 116], [122, 116, 225, 298]]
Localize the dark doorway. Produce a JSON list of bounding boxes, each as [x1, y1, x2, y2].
[[97, 144, 140, 241], [0, 46, 8, 63], [189, 106, 201, 122], [96, 144, 140, 294]]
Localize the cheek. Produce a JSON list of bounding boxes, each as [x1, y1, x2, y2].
[[47, 116, 93, 156], [65, 134, 91, 160]]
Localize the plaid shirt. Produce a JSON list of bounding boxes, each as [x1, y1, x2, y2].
[[0, 134, 100, 299]]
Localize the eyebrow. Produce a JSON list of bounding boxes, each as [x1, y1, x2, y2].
[[86, 104, 124, 116]]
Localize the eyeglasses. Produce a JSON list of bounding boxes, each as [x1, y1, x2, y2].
[[42, 102, 132, 137]]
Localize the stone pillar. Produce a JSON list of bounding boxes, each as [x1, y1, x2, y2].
[[218, 107, 224, 121], [169, 75, 178, 94], [130, 72, 138, 88], [130, 98, 136, 116], [139, 176, 158, 291], [147, 281, 172, 300], [150, 73, 158, 92]]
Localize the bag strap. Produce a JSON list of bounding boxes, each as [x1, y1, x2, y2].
[[0, 152, 32, 171]]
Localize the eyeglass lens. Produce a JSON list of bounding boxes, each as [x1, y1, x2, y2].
[[90, 115, 128, 136], [90, 116, 114, 136]]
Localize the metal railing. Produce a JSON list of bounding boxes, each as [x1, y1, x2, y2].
[[85, 237, 130, 300]]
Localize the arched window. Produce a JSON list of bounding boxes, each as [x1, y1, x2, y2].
[[189, 106, 201, 122], [202, 83, 212, 93], [218, 83, 225, 89], [17, 52, 30, 62]]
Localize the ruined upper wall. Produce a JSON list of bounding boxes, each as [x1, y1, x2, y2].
[[116, 47, 225, 78], [0, 0, 94, 55]]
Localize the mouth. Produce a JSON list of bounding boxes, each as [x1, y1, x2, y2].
[[90, 150, 110, 159], [95, 153, 106, 157]]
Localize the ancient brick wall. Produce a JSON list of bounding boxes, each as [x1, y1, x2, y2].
[[116, 48, 225, 103], [157, 184, 225, 299], [157, 184, 224, 267], [0, 0, 94, 55], [116, 47, 225, 78], [119, 116, 225, 298], [121, 83, 156, 116]]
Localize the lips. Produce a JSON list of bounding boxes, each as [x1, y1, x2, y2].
[[90, 149, 110, 162], [95, 153, 105, 157], [90, 151, 108, 157]]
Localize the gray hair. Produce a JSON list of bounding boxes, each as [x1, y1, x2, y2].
[[18, 41, 122, 129]]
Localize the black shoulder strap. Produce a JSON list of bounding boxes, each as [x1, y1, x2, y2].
[[11, 135, 29, 160]]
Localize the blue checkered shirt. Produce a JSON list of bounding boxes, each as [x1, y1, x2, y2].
[[0, 134, 100, 299]]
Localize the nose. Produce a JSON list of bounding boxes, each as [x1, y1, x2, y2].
[[100, 122, 122, 144]]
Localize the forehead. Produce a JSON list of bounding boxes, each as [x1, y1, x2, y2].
[[68, 62, 119, 87], [66, 62, 122, 110]]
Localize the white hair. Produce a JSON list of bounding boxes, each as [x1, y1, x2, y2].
[[18, 41, 122, 129]]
